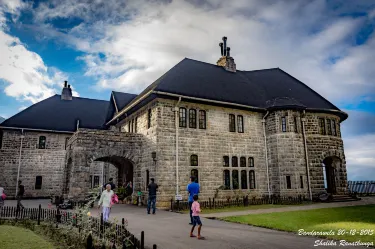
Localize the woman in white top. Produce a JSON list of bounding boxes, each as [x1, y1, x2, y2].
[[98, 184, 114, 222]]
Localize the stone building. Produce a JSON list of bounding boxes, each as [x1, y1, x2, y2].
[[0, 37, 348, 206]]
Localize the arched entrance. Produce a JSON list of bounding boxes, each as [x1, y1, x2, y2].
[[322, 156, 341, 194]]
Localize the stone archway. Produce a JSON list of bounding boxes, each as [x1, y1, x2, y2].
[[64, 129, 154, 200]]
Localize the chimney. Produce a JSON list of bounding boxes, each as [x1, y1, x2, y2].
[[216, 37, 236, 72], [61, 81, 73, 100]]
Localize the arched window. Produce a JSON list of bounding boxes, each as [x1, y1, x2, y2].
[[190, 154, 198, 166], [232, 156, 238, 167], [189, 109, 197, 128], [223, 156, 229, 167], [38, 136, 46, 149], [35, 176, 42, 190], [319, 118, 326, 135], [248, 157, 254, 167], [240, 157, 246, 167], [223, 170, 230, 189], [191, 169, 199, 183], [199, 110, 206, 129], [179, 108, 187, 127], [237, 115, 244, 133], [241, 170, 248, 189], [249, 170, 256, 189], [232, 170, 239, 189], [229, 114, 236, 132], [332, 120, 337, 136]]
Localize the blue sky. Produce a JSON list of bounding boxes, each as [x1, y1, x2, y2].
[[0, 0, 375, 180]]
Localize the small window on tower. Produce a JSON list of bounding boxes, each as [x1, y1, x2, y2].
[[229, 114, 236, 132], [190, 154, 198, 166], [38, 136, 46, 149], [179, 108, 187, 127], [35, 176, 42, 190], [281, 117, 287, 132], [189, 109, 197, 128]]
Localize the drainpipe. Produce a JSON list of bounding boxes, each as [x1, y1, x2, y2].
[[175, 97, 182, 196], [262, 112, 271, 198], [301, 110, 313, 201], [15, 129, 24, 198]]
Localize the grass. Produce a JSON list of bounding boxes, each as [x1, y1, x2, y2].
[[0, 225, 56, 249], [182, 204, 310, 214], [222, 204, 375, 244]]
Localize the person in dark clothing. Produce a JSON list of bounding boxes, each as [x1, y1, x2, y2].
[[17, 180, 25, 209], [103, 178, 116, 191], [147, 178, 158, 214]]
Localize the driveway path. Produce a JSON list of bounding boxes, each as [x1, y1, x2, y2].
[[3, 198, 373, 249], [201, 197, 375, 218]]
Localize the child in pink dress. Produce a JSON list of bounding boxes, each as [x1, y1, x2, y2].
[[190, 194, 205, 240]]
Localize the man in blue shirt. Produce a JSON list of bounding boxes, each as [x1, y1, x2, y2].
[[187, 176, 200, 224]]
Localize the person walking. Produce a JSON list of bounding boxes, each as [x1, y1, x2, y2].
[[187, 176, 200, 225], [17, 180, 25, 209], [147, 178, 158, 214], [0, 185, 5, 208], [98, 184, 114, 222], [190, 194, 205, 240]]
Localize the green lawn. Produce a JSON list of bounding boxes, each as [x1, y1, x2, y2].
[[222, 205, 375, 244], [182, 204, 309, 214], [0, 225, 56, 249]]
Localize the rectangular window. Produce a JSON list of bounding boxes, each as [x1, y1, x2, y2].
[[319, 118, 326, 135], [294, 117, 298, 133], [0, 130, 3, 149], [223, 170, 230, 189], [94, 176, 100, 187], [248, 157, 254, 167], [38, 136, 46, 149], [223, 156, 229, 167], [237, 115, 244, 133], [331, 120, 337, 136], [179, 108, 187, 127], [241, 170, 248, 189], [281, 117, 287, 132], [232, 170, 239, 189], [240, 157, 246, 167], [249, 170, 256, 189], [286, 176, 291, 189], [191, 169, 199, 183], [189, 109, 197, 128], [35, 176, 42, 190], [148, 109, 152, 129], [229, 114, 236, 132], [135, 118, 138, 133], [199, 110, 206, 129], [232, 156, 238, 167], [327, 119, 332, 135], [300, 175, 304, 189]]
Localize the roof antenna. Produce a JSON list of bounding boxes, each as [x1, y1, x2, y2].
[[222, 37, 227, 56]]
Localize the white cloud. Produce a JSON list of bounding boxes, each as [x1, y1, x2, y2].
[[0, 1, 76, 104]]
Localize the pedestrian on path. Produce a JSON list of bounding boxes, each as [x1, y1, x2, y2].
[[0, 185, 5, 208], [17, 180, 25, 209], [147, 178, 158, 214], [187, 176, 200, 224], [190, 194, 205, 240], [98, 184, 114, 222]]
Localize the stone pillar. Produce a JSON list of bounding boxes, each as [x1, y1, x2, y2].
[[68, 150, 90, 200]]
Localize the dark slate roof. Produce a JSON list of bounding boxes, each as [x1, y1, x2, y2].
[[116, 57, 346, 122], [1, 95, 109, 132]]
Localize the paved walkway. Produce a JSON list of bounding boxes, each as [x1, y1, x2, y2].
[[201, 197, 375, 218], [3, 198, 374, 249]]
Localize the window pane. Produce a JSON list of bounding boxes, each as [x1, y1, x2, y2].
[[241, 170, 248, 189], [294, 117, 298, 133], [190, 155, 198, 166], [39, 136, 46, 149], [229, 114, 235, 132], [319, 118, 326, 135], [223, 156, 229, 167], [179, 108, 187, 127], [331, 120, 337, 136], [240, 157, 246, 167], [189, 109, 197, 128], [35, 176, 42, 190], [249, 170, 256, 189], [327, 119, 332, 135], [199, 110, 206, 129], [232, 156, 238, 167], [281, 117, 287, 132], [248, 157, 254, 167], [191, 169, 199, 183], [237, 115, 244, 133], [286, 176, 291, 189], [300, 175, 304, 189], [232, 170, 239, 189], [94, 176, 100, 187], [223, 170, 230, 189]]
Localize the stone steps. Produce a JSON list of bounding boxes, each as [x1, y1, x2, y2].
[[330, 195, 361, 202]]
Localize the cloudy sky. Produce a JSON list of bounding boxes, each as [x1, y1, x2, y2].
[[0, 0, 374, 180]]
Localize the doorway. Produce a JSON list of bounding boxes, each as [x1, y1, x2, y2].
[[323, 156, 341, 194]]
